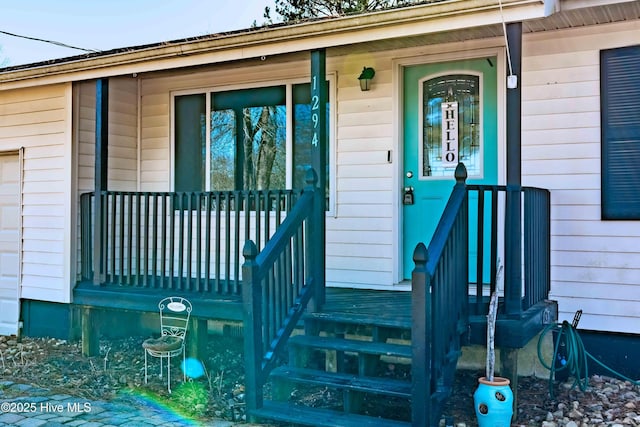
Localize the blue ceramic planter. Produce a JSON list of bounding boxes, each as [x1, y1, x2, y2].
[[473, 377, 513, 427]]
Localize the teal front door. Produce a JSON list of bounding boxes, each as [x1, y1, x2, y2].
[[402, 57, 498, 279]]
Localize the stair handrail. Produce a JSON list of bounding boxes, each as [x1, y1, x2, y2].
[[411, 162, 469, 427], [242, 168, 324, 417]]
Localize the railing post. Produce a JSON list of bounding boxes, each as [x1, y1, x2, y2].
[[411, 242, 431, 427], [242, 240, 263, 417], [504, 186, 523, 316], [305, 168, 325, 311], [93, 78, 109, 286]]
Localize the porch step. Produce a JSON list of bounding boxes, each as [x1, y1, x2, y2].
[[288, 334, 412, 359], [251, 400, 411, 427], [304, 311, 411, 330], [269, 366, 412, 398]]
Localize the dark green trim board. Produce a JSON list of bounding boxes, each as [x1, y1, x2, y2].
[[310, 49, 327, 306], [600, 44, 640, 220], [21, 300, 73, 340], [94, 78, 109, 285], [504, 22, 523, 315], [310, 49, 327, 198]]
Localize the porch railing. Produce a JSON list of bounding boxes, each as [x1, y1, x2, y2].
[[242, 169, 324, 414], [79, 188, 301, 294], [411, 163, 551, 425], [466, 183, 551, 315], [411, 163, 469, 427]]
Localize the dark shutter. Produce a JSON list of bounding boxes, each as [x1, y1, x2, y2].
[[175, 94, 206, 192], [601, 45, 640, 220]]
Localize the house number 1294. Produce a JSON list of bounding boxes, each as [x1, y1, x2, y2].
[[311, 75, 319, 147]]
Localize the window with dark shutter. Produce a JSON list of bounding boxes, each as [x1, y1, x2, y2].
[[601, 45, 640, 220]]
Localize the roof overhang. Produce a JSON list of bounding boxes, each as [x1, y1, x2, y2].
[[0, 0, 636, 90]]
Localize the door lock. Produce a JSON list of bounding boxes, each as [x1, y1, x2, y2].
[[403, 186, 414, 205]]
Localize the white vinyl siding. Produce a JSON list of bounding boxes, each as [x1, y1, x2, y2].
[[329, 56, 395, 288], [522, 21, 640, 334], [0, 83, 72, 303]]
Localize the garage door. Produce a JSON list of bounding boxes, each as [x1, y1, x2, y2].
[[0, 154, 20, 336]]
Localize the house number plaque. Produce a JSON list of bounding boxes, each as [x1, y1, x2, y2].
[[311, 75, 319, 147]]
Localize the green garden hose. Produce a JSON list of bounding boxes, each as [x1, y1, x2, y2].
[[537, 315, 640, 399]]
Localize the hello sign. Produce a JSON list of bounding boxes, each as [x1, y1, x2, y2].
[[441, 101, 459, 167]]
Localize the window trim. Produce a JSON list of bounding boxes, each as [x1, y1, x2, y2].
[[170, 75, 336, 215]]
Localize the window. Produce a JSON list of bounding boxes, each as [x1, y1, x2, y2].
[[420, 73, 481, 178], [173, 81, 331, 198], [601, 45, 640, 220]]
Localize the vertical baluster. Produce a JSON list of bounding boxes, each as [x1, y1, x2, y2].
[[127, 193, 133, 285], [80, 195, 87, 279], [160, 194, 167, 289], [241, 192, 250, 295], [204, 193, 212, 293], [196, 193, 202, 292], [490, 188, 498, 296], [270, 270, 277, 347], [271, 259, 279, 339], [281, 241, 289, 314], [178, 194, 185, 291], [224, 193, 231, 294], [135, 193, 141, 286], [233, 192, 242, 293], [275, 191, 283, 233], [254, 192, 261, 250], [151, 194, 158, 287], [298, 224, 305, 294], [118, 193, 125, 285], [476, 189, 485, 299], [285, 239, 293, 311], [261, 277, 269, 354], [264, 191, 271, 246], [142, 194, 150, 287], [186, 193, 194, 291], [169, 194, 175, 289], [108, 193, 116, 283], [214, 193, 222, 293]]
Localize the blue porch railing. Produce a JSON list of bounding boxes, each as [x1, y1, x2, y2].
[[411, 163, 551, 425], [465, 183, 551, 315], [411, 164, 469, 427], [79, 188, 301, 294], [241, 170, 324, 414]]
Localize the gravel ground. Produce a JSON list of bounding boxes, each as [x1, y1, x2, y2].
[[1, 335, 639, 426]]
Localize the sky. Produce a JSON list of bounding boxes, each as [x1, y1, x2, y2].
[[0, 0, 273, 67]]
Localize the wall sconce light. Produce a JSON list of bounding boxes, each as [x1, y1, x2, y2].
[[358, 67, 375, 91]]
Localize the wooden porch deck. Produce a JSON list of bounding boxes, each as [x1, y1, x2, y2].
[[74, 283, 554, 349], [73, 283, 411, 326]]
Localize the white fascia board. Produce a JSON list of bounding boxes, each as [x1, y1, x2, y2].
[[0, 0, 547, 90]]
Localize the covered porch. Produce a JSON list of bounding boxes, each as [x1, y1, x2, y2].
[[70, 17, 555, 427]]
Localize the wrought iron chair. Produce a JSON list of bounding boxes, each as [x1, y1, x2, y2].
[[142, 296, 192, 393]]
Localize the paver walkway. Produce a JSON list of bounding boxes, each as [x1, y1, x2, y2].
[[0, 381, 242, 426]]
